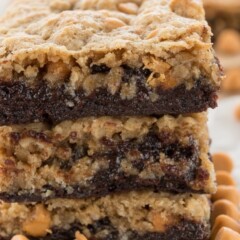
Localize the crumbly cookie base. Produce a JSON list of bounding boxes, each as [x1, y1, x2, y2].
[[0, 191, 210, 239], [0, 77, 218, 125]]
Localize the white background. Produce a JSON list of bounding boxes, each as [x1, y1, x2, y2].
[[0, 0, 239, 185]]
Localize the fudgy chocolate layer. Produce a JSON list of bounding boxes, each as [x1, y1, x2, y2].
[[10, 218, 209, 240], [0, 66, 217, 125], [0, 131, 209, 203]]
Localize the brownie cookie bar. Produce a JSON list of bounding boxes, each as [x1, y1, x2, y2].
[[0, 113, 216, 202], [0, 191, 211, 240], [0, 0, 222, 125]]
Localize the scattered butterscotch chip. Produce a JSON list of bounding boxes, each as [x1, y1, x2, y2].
[[22, 204, 52, 237], [212, 186, 240, 206], [211, 200, 240, 225], [150, 212, 176, 232], [221, 69, 240, 93], [216, 29, 240, 55], [215, 227, 240, 240], [216, 171, 236, 186], [75, 231, 88, 240], [212, 153, 234, 173], [118, 2, 138, 15], [11, 235, 29, 240], [211, 215, 240, 240], [234, 105, 240, 121]]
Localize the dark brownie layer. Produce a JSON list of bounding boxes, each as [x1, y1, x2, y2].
[[0, 66, 218, 125], [11, 218, 209, 240], [0, 131, 210, 203]]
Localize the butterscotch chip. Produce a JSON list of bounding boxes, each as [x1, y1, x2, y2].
[[215, 227, 240, 240], [222, 69, 240, 92], [211, 200, 240, 224], [212, 186, 240, 206], [216, 29, 240, 55], [216, 171, 236, 186], [212, 153, 234, 173], [11, 235, 29, 240], [22, 204, 52, 237], [75, 231, 88, 240], [118, 3, 138, 15], [211, 215, 240, 240], [150, 212, 175, 232], [234, 105, 240, 121]]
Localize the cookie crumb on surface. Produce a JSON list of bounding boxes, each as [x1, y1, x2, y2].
[[11, 236, 29, 240], [212, 153, 234, 173]]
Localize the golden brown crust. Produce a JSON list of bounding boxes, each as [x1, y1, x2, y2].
[[0, 0, 222, 90]]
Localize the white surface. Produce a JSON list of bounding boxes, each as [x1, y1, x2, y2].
[[209, 96, 240, 186], [0, 1, 239, 185], [0, 0, 9, 15]]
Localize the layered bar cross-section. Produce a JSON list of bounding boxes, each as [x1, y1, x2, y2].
[[0, 113, 216, 202], [0, 0, 223, 125], [0, 191, 211, 240]]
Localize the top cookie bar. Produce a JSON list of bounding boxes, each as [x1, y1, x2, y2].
[[0, 0, 222, 124]]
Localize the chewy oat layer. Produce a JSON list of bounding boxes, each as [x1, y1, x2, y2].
[[0, 0, 222, 125], [0, 191, 211, 240], [0, 113, 216, 202]]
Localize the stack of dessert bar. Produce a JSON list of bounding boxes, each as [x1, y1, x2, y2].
[[204, 0, 240, 93], [0, 0, 222, 239]]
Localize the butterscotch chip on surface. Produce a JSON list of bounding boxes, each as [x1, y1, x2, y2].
[[212, 186, 240, 206], [216, 171, 236, 186], [234, 104, 240, 121], [211, 215, 240, 240], [212, 153, 234, 172], [221, 69, 240, 93], [216, 29, 240, 55], [215, 227, 240, 240], [211, 200, 240, 224], [11, 235, 29, 240]]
